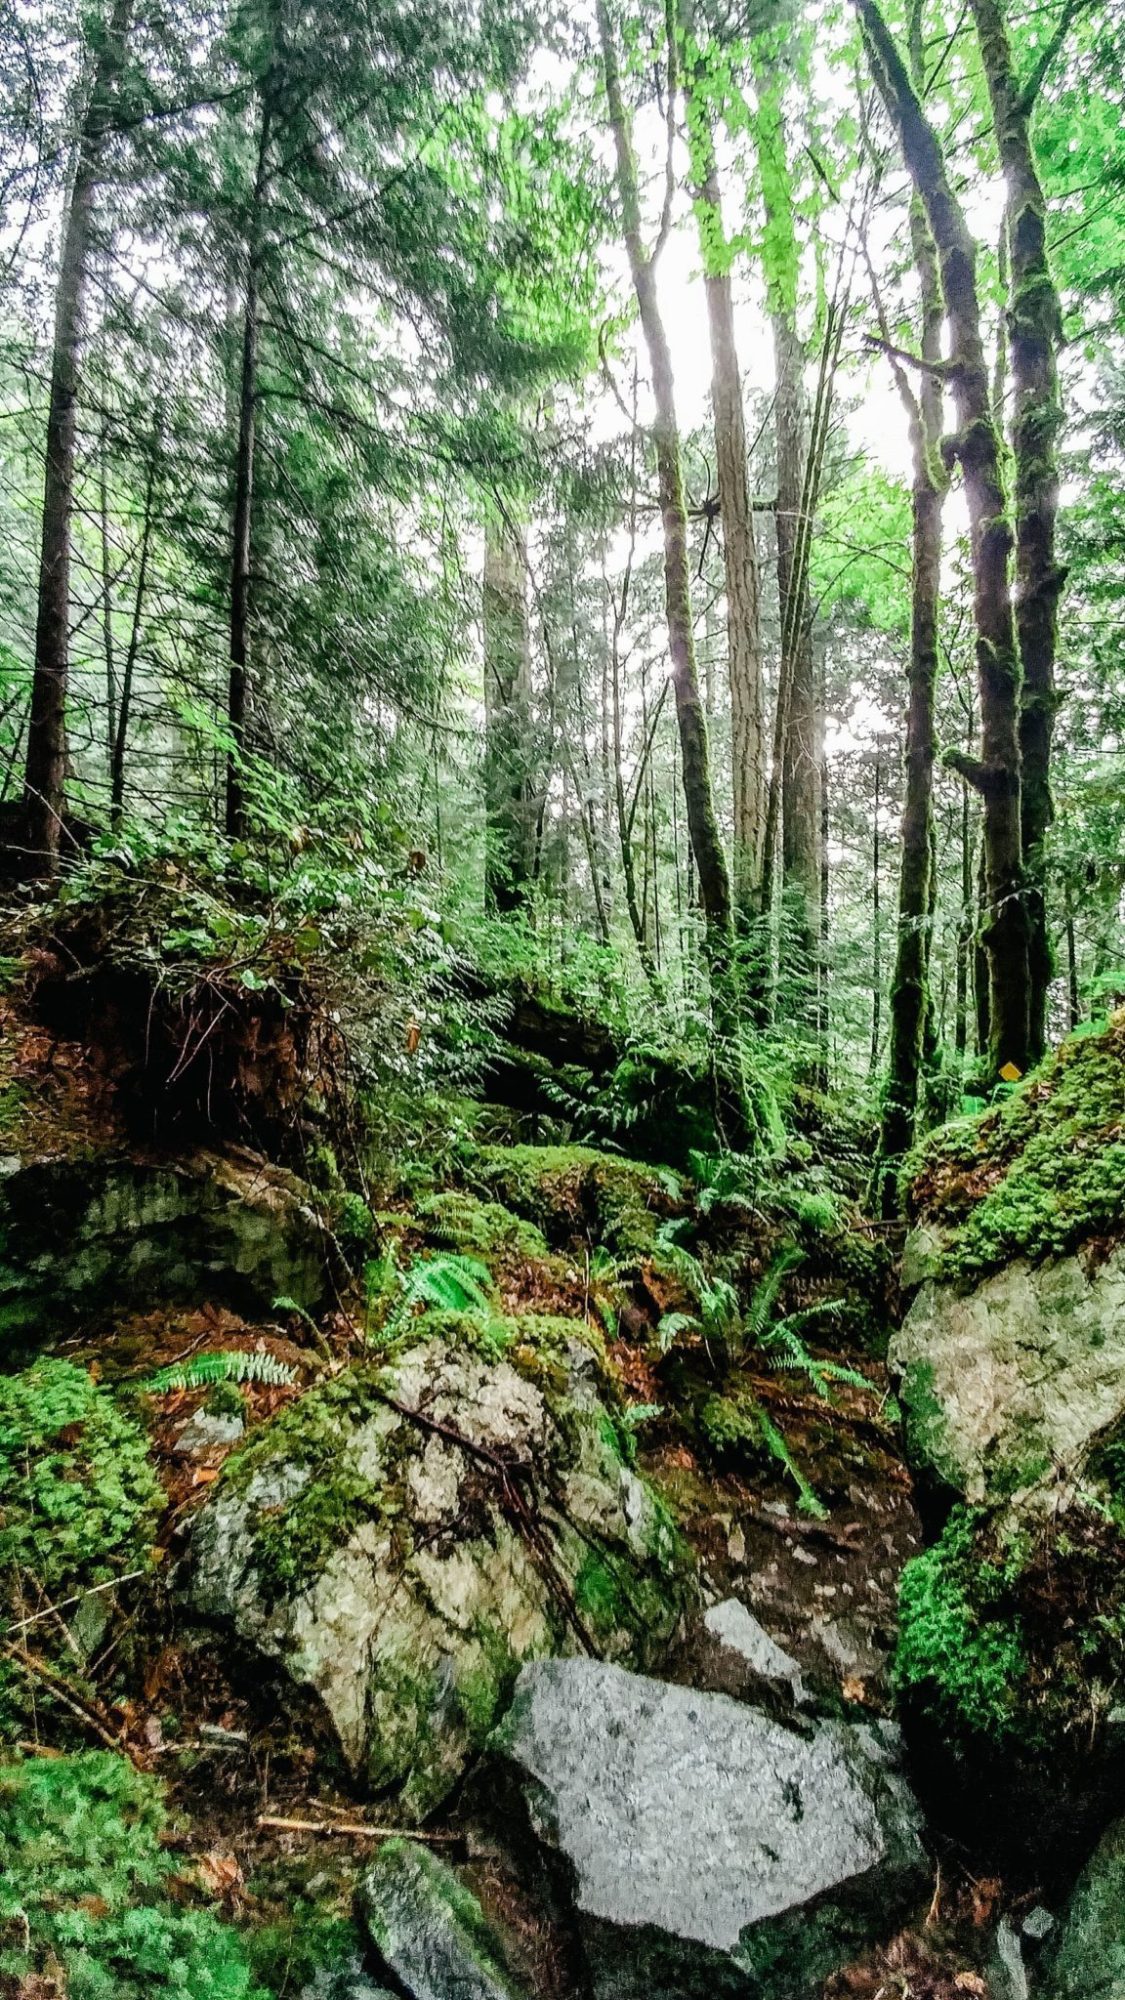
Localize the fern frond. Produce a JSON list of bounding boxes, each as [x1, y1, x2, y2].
[[657, 1310, 699, 1354], [399, 1252, 494, 1317], [144, 1349, 297, 1394], [744, 1246, 804, 1347], [756, 1407, 827, 1519]]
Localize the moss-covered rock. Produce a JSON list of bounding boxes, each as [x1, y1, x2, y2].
[[905, 1010, 1125, 1290], [0, 1148, 330, 1346], [358, 1839, 523, 2000], [893, 1487, 1125, 1871], [465, 1144, 679, 1263], [415, 1191, 548, 1264], [191, 1321, 694, 1815]]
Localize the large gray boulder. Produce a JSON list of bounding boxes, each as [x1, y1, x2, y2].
[[893, 1245, 1125, 1503], [358, 1840, 525, 2000], [191, 1331, 693, 1815], [493, 1657, 927, 2000]]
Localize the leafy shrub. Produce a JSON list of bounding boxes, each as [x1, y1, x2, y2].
[[0, 1751, 267, 1999], [0, 1360, 160, 1601]]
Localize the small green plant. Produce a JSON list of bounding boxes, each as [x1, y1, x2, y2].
[[0, 1750, 267, 1998], [652, 1222, 742, 1350], [143, 1350, 297, 1394], [368, 1248, 501, 1350], [0, 1360, 160, 1602], [699, 1392, 826, 1517]]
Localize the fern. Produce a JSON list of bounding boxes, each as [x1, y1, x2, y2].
[[759, 1297, 871, 1403], [143, 1349, 297, 1394], [743, 1245, 804, 1346], [756, 1406, 827, 1519], [399, 1252, 494, 1316]]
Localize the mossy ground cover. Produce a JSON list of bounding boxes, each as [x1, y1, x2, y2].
[[895, 1496, 1125, 1769], [0, 1751, 268, 1999], [907, 1010, 1125, 1287]]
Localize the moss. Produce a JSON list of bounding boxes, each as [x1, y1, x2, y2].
[[467, 1143, 676, 1262], [332, 1189, 375, 1257], [0, 1750, 267, 1999], [899, 1360, 961, 1489], [217, 1366, 396, 1600], [416, 1190, 548, 1263], [908, 1012, 1125, 1286], [894, 1507, 1028, 1745]]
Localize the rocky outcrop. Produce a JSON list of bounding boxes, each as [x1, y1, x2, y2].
[[493, 1657, 926, 2000], [1041, 1814, 1125, 1998], [191, 1328, 693, 1815], [358, 1840, 525, 2000], [893, 1244, 1125, 1502], [0, 1146, 330, 1340]]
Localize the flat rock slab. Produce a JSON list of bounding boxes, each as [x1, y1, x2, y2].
[[494, 1658, 926, 2000], [359, 1838, 526, 2000]]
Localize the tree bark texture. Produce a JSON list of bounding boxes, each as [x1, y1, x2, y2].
[[873, 9, 947, 1205], [971, 0, 1066, 1062], [859, 0, 1030, 1078], [23, 0, 134, 875]]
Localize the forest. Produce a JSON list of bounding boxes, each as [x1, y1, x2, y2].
[[0, 0, 1124, 1995]]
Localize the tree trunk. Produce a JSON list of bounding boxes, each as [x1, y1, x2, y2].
[[859, 0, 1030, 1079], [483, 505, 534, 915], [110, 430, 159, 823], [681, 16, 766, 923], [22, 0, 134, 875], [226, 102, 271, 843], [752, 55, 820, 1023], [971, 0, 1065, 1063], [873, 13, 948, 1204], [598, 0, 750, 1146]]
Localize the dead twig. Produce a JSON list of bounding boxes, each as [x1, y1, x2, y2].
[[256, 1813, 458, 1843]]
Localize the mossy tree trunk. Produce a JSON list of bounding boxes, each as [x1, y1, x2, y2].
[[971, 0, 1066, 1063], [752, 49, 828, 1035], [872, 1, 948, 1211], [483, 505, 534, 915], [859, 0, 1030, 1081], [598, 0, 751, 1148], [23, 0, 134, 877]]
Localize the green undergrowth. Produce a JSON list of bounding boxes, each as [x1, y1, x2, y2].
[[895, 1495, 1125, 1767], [416, 1188, 549, 1262], [895, 1507, 1028, 1742], [0, 1359, 161, 1606], [0, 1751, 267, 1999], [907, 1010, 1125, 1286]]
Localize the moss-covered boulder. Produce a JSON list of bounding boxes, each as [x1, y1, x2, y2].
[[358, 1839, 525, 2000], [465, 1143, 680, 1263], [191, 1322, 694, 1815], [1041, 1812, 1125, 1998], [0, 1147, 330, 1344], [890, 1018, 1125, 1864], [895, 1013, 1125, 1503]]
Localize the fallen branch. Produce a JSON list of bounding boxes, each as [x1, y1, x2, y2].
[[1, 1639, 141, 1762], [256, 1814, 458, 1843]]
